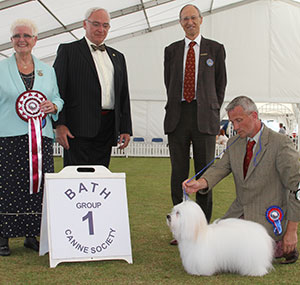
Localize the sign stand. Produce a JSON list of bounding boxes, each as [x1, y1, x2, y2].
[[39, 166, 133, 268]]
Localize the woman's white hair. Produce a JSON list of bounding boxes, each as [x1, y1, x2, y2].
[[10, 19, 38, 36], [84, 7, 110, 21]]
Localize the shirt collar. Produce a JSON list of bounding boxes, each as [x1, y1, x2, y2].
[[85, 36, 105, 52], [248, 122, 264, 144], [184, 34, 201, 48]]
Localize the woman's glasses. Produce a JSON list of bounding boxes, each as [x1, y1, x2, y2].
[[12, 33, 35, 40]]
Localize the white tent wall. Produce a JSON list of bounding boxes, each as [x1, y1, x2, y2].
[[213, 1, 270, 103], [112, 24, 176, 142], [110, 0, 300, 142], [270, 1, 300, 103]]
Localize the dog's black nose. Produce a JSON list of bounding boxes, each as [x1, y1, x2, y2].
[[166, 214, 171, 221]]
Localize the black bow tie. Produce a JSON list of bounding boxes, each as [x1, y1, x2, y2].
[[91, 44, 106, 52]]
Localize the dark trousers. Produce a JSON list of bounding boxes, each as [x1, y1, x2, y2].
[[64, 111, 115, 168], [168, 101, 216, 223]]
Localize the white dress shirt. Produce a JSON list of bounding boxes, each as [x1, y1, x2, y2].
[[85, 37, 115, 110]]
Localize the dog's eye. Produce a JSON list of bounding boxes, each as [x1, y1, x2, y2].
[[176, 211, 180, 216]]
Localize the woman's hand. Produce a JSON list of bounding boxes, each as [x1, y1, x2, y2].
[[40, 100, 57, 114]]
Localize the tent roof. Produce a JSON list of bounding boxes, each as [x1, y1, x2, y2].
[[2, 0, 300, 140], [1, 0, 299, 62]]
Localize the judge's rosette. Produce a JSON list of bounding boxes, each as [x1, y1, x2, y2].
[[16, 90, 47, 194]]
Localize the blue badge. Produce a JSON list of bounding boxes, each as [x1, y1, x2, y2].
[[42, 118, 47, 128], [206, 58, 214, 67], [266, 206, 284, 235]]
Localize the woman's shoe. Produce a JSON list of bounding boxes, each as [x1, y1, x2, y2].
[[0, 237, 10, 256], [24, 237, 39, 252]]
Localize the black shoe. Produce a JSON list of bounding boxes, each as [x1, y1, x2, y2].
[[0, 237, 10, 256], [24, 237, 39, 252], [0, 245, 10, 256]]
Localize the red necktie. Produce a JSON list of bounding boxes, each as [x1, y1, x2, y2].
[[243, 140, 256, 178], [183, 41, 196, 103]]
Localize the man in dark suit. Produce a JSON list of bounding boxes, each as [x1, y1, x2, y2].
[[164, 4, 227, 241], [54, 7, 132, 167]]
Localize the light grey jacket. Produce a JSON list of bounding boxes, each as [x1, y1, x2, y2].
[[202, 126, 300, 240]]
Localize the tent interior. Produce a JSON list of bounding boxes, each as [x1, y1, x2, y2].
[[1, 0, 300, 145]]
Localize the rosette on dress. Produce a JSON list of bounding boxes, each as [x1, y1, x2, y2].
[[16, 90, 47, 194]]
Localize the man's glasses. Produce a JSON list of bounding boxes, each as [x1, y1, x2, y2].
[[12, 33, 35, 40], [86, 20, 110, 29], [180, 16, 201, 22]]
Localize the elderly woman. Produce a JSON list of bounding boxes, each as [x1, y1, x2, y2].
[[0, 19, 63, 256]]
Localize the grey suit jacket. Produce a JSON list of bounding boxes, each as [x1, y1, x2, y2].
[[163, 36, 227, 135], [202, 126, 300, 240]]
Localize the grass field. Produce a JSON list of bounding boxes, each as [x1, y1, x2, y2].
[[0, 157, 299, 284]]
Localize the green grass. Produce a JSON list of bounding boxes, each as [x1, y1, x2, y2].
[[1, 157, 299, 284]]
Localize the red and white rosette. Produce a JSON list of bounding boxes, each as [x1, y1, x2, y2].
[[16, 90, 47, 194]]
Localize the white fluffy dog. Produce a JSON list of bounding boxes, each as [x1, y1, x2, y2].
[[167, 201, 274, 276]]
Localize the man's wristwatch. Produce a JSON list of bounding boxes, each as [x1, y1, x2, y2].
[[291, 183, 300, 201], [295, 189, 300, 201]]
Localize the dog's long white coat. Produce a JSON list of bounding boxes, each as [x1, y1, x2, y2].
[[167, 201, 274, 276]]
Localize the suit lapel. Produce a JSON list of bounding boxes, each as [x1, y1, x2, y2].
[[232, 137, 247, 179], [174, 40, 185, 100], [106, 46, 117, 66], [78, 38, 98, 78], [198, 36, 208, 85], [177, 40, 185, 82], [8, 54, 26, 94], [106, 46, 118, 73], [106, 46, 120, 96], [246, 127, 268, 179], [32, 55, 44, 92]]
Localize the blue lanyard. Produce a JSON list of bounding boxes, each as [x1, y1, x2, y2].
[[183, 125, 264, 200], [183, 135, 240, 200], [253, 127, 263, 167]]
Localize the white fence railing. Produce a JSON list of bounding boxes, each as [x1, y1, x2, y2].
[[111, 142, 170, 158], [53, 134, 299, 159], [53, 142, 227, 158]]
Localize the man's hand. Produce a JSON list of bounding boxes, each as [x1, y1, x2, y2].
[[55, 125, 74, 150], [282, 221, 298, 254], [182, 178, 208, 194], [118, 134, 130, 149]]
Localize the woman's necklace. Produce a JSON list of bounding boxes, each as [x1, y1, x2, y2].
[[17, 59, 33, 70], [16, 55, 35, 90], [19, 71, 35, 90]]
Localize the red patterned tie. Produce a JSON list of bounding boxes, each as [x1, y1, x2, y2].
[[243, 140, 256, 178], [183, 41, 196, 103]]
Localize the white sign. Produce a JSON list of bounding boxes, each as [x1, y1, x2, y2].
[[40, 166, 133, 268]]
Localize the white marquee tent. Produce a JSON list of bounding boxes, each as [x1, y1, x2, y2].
[[1, 0, 300, 142]]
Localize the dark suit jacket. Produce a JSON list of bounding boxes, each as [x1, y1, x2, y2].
[[53, 38, 132, 144], [164, 36, 227, 135]]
